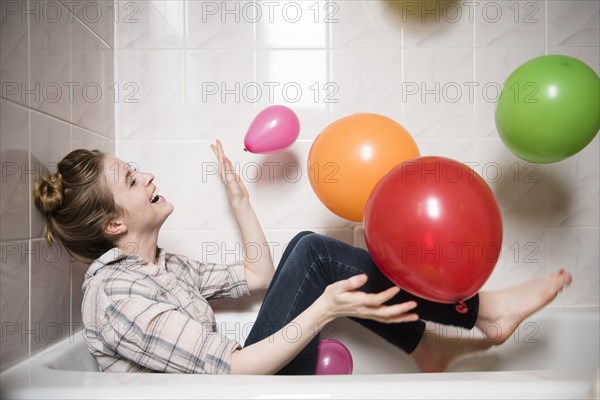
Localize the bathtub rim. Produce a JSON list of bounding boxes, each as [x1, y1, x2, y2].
[[2, 367, 598, 400], [2, 306, 599, 400]]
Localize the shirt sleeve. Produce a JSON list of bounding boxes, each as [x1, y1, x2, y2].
[[101, 295, 240, 374], [197, 261, 251, 300], [167, 253, 250, 300]]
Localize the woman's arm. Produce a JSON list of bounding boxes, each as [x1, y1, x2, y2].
[[211, 140, 274, 291], [230, 274, 419, 374]]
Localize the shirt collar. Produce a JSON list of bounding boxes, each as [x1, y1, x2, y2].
[[84, 246, 165, 281], [155, 247, 166, 269]]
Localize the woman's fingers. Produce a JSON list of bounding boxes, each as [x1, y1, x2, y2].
[[383, 312, 420, 324], [211, 141, 233, 182], [210, 143, 224, 171], [328, 274, 420, 323], [336, 274, 368, 292], [211, 140, 225, 161], [215, 139, 223, 156], [223, 156, 234, 175], [210, 141, 249, 202], [373, 301, 418, 317], [362, 302, 419, 323], [335, 275, 399, 306], [362, 285, 401, 306]]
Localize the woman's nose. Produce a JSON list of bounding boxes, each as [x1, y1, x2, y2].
[[144, 173, 155, 185]]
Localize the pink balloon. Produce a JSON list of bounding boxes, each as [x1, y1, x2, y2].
[[315, 339, 353, 375], [243, 105, 300, 154]]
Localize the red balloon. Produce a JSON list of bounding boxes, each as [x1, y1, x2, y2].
[[364, 156, 503, 304]]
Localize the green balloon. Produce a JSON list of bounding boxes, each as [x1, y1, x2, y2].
[[495, 55, 600, 163]]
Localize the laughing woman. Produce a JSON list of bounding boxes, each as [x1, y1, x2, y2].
[[32, 142, 571, 374]]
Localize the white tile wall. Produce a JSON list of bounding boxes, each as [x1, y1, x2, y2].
[[0, 101, 29, 241], [115, 0, 184, 49], [0, 0, 116, 371], [1, 0, 596, 375], [0, 0, 29, 107], [402, 47, 475, 138], [402, 1, 474, 47], [29, 111, 71, 238], [29, 0, 72, 121], [186, 0, 255, 49], [114, 0, 599, 311], [71, 20, 115, 137], [548, 0, 600, 47], [474, 0, 546, 47], [546, 226, 600, 306], [29, 238, 71, 354], [59, 0, 115, 47], [0, 240, 29, 371], [331, 48, 403, 121], [331, 0, 401, 48]]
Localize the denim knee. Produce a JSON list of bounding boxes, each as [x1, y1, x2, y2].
[[284, 231, 316, 256], [293, 232, 327, 252], [293, 231, 316, 242], [290, 233, 340, 267]]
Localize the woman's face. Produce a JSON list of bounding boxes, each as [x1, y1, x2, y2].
[[101, 155, 174, 236]]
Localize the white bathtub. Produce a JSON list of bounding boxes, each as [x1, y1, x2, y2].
[[1, 306, 599, 399]]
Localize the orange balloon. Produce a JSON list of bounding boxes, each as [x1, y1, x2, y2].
[[308, 114, 419, 221]]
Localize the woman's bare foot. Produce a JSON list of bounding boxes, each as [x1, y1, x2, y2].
[[476, 269, 572, 345], [411, 326, 493, 372]]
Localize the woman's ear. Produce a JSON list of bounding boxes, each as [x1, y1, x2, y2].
[[104, 219, 127, 237]]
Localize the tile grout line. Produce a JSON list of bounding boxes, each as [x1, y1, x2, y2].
[[27, 0, 32, 358]]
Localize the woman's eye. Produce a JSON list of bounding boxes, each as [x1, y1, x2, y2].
[[129, 178, 137, 187]]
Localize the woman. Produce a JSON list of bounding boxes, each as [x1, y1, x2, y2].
[[32, 143, 572, 375]]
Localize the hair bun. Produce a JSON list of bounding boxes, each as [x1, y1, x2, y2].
[[33, 172, 64, 213]]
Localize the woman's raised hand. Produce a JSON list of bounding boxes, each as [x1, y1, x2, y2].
[[211, 140, 249, 209], [320, 274, 420, 324]]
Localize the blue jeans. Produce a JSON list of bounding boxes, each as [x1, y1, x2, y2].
[[244, 231, 479, 375]]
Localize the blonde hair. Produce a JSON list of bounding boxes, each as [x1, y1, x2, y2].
[[32, 149, 122, 262]]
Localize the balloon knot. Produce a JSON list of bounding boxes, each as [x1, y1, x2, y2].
[[243, 148, 248, 152], [455, 300, 468, 314]]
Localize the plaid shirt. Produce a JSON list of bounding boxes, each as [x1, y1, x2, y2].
[[81, 247, 250, 374]]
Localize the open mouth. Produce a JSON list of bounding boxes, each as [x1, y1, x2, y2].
[[150, 187, 159, 203]]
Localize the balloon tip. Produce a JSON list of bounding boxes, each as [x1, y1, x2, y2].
[[455, 301, 468, 314], [243, 148, 249, 152]]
